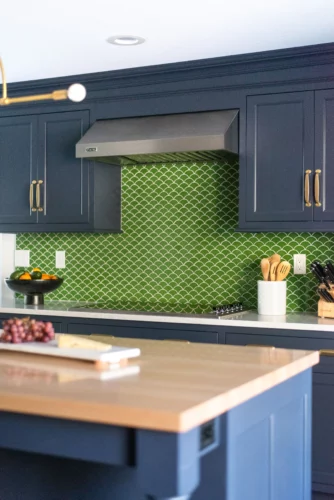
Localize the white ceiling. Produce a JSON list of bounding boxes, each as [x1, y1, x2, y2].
[[1, 0, 334, 83]]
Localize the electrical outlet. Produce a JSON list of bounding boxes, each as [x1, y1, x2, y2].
[[56, 251, 65, 269], [294, 254, 306, 274], [15, 250, 30, 267]]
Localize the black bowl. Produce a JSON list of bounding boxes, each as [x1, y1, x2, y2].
[[5, 278, 64, 305]]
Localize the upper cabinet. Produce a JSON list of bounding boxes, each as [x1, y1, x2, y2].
[[314, 90, 334, 222], [241, 88, 334, 232], [0, 109, 121, 233], [0, 115, 38, 225], [37, 111, 90, 226]]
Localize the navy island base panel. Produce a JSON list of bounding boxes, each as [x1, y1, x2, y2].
[[0, 370, 311, 500]]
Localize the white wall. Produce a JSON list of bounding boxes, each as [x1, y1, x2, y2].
[[0, 234, 16, 302]]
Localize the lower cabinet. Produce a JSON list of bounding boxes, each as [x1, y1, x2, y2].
[[0, 314, 218, 343], [313, 371, 334, 494], [222, 327, 334, 498], [0, 315, 65, 333], [67, 320, 218, 344]]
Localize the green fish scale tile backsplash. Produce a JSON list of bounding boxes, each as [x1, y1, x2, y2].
[[16, 161, 334, 313]]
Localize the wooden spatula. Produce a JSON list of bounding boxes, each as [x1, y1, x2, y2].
[[269, 261, 279, 281], [260, 258, 270, 281], [276, 261, 291, 281], [268, 253, 281, 265]]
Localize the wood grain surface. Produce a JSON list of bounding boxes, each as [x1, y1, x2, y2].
[[0, 336, 319, 432]]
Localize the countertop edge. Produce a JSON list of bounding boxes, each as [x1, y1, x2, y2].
[[179, 349, 319, 431], [0, 303, 334, 332]]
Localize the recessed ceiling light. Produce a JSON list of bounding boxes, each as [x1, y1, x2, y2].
[[107, 35, 145, 46]]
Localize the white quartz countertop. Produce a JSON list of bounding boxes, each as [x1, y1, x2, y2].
[[0, 299, 334, 332]]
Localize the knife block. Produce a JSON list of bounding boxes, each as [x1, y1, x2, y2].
[[318, 299, 334, 319]]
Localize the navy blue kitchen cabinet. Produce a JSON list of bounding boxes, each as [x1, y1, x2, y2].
[[0, 314, 218, 343], [243, 89, 334, 232], [245, 91, 315, 228], [0, 110, 121, 233], [0, 115, 38, 225], [221, 326, 334, 498], [36, 111, 90, 226], [314, 90, 334, 222]]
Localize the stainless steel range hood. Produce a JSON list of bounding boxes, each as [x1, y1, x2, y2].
[[76, 110, 238, 166]]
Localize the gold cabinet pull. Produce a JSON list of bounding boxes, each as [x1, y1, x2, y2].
[[246, 344, 275, 348], [29, 180, 37, 212], [304, 170, 312, 207], [36, 180, 43, 212], [163, 339, 190, 344], [319, 349, 334, 357], [90, 335, 115, 340], [314, 169, 322, 207]]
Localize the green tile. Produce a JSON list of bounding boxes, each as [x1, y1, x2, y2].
[[16, 161, 332, 313]]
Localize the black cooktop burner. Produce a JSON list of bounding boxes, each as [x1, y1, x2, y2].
[[212, 303, 244, 316]]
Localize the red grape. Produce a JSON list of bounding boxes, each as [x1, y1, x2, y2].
[[1, 317, 55, 344]]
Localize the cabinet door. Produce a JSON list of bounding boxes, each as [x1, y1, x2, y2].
[[37, 111, 90, 225], [0, 115, 38, 224], [314, 89, 334, 222], [246, 92, 314, 222], [312, 371, 334, 495]]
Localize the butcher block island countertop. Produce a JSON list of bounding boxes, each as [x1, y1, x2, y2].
[[0, 335, 319, 432]]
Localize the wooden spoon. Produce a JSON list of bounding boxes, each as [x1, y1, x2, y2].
[[260, 258, 270, 281], [268, 253, 281, 265], [276, 261, 291, 281], [269, 261, 279, 281]]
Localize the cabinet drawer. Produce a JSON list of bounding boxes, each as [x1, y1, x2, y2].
[[225, 332, 334, 373], [225, 332, 334, 350], [68, 322, 218, 343], [38, 320, 63, 333]]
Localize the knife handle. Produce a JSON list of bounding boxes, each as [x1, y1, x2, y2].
[[324, 266, 334, 285], [318, 288, 334, 303], [318, 289, 330, 302], [311, 265, 325, 284], [326, 261, 334, 278]]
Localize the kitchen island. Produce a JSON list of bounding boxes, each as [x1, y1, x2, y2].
[[0, 336, 318, 500]]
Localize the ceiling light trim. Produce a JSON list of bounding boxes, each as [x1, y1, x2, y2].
[[107, 35, 146, 46]]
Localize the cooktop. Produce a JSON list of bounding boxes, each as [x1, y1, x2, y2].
[[69, 302, 246, 317]]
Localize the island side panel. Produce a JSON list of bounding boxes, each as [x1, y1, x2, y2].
[[226, 369, 312, 500]]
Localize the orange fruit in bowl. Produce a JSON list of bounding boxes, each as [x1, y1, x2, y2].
[[41, 273, 51, 280], [19, 273, 32, 280]]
